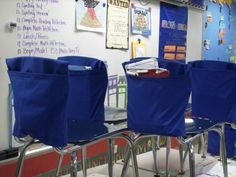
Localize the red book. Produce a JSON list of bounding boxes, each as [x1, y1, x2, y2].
[[138, 69, 170, 78]]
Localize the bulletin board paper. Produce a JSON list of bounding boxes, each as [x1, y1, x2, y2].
[[159, 2, 188, 61], [203, 0, 236, 62]]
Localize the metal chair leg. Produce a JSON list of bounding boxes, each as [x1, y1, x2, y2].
[[178, 143, 185, 175], [165, 137, 171, 177], [82, 147, 87, 177], [15, 140, 34, 177], [201, 133, 206, 158], [212, 128, 228, 177], [219, 124, 225, 161], [121, 146, 131, 177], [71, 151, 78, 177], [121, 134, 133, 177], [220, 131, 228, 177], [152, 137, 159, 176], [197, 135, 202, 154], [130, 143, 139, 177], [183, 149, 188, 163], [187, 142, 195, 177], [108, 139, 114, 177], [56, 153, 64, 177], [156, 136, 160, 150], [120, 133, 139, 177]]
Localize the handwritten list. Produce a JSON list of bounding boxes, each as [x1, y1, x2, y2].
[[16, 0, 80, 56]]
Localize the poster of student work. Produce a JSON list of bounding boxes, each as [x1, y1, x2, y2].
[[76, 0, 107, 33], [159, 2, 188, 61], [106, 0, 130, 49], [131, 4, 151, 36]]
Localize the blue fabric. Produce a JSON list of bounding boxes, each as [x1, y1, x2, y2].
[[7, 56, 68, 74], [58, 56, 108, 140], [68, 120, 108, 143], [208, 126, 236, 158], [6, 57, 69, 147], [190, 60, 236, 123], [123, 58, 191, 136], [159, 2, 188, 62]]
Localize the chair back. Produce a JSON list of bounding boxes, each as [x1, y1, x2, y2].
[[58, 56, 108, 124], [208, 126, 236, 158], [117, 75, 127, 108], [123, 57, 191, 136], [107, 75, 118, 107], [190, 60, 236, 123], [6, 56, 69, 147]]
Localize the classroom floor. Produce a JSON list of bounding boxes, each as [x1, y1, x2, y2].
[[63, 148, 236, 177]]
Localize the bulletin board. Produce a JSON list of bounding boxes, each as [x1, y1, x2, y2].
[[203, 0, 236, 62], [159, 2, 188, 61]]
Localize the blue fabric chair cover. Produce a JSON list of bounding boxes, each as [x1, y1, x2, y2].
[[68, 120, 108, 143], [123, 57, 191, 136], [208, 126, 236, 158], [6, 56, 69, 147], [58, 56, 108, 140], [190, 60, 236, 123]]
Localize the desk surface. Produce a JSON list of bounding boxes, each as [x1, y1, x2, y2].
[[104, 107, 127, 123]]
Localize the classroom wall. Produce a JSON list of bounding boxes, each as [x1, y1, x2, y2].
[[0, 0, 203, 151]]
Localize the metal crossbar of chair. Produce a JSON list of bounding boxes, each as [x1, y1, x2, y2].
[[54, 130, 139, 177]]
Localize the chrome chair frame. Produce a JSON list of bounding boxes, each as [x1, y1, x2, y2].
[[120, 121, 228, 177], [14, 130, 139, 177], [14, 137, 39, 177], [54, 131, 139, 177], [121, 134, 168, 177], [178, 124, 227, 177]]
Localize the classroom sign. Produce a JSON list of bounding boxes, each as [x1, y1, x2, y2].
[[159, 2, 188, 61], [106, 0, 130, 49]]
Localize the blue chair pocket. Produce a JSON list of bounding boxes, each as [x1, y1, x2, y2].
[[9, 71, 68, 147], [190, 60, 236, 122], [124, 58, 191, 136]]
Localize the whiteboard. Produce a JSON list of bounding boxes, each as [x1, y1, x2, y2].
[[0, 0, 203, 151]]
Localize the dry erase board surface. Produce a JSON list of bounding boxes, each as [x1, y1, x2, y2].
[[0, 0, 203, 151]]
